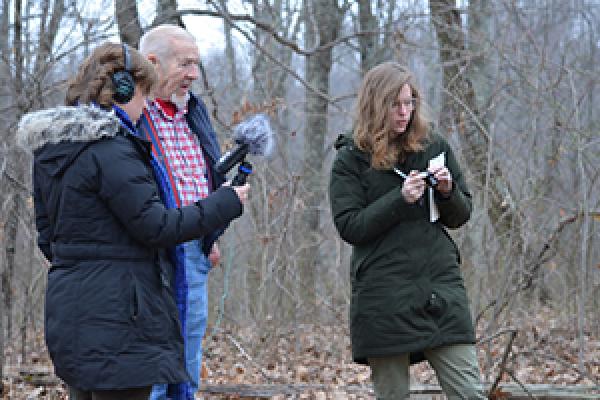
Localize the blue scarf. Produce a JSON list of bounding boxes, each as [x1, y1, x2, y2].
[[114, 105, 192, 399]]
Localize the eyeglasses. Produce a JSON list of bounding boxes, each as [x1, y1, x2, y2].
[[391, 98, 417, 110]]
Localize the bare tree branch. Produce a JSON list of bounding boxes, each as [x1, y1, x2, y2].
[[205, 0, 344, 112], [152, 8, 402, 57]]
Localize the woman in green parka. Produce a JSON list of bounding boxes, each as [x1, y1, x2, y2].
[[329, 62, 485, 399]]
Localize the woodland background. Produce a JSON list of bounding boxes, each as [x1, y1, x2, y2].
[[0, 0, 599, 399]]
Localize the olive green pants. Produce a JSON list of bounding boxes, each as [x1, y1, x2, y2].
[[368, 344, 486, 399]]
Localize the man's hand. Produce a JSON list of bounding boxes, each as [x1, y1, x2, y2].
[[208, 243, 221, 267]]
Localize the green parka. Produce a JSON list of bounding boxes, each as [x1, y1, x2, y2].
[[329, 133, 476, 365]]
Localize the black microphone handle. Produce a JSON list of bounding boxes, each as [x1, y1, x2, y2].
[[216, 143, 249, 175], [231, 161, 253, 186]]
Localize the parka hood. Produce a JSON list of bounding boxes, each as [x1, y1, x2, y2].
[[17, 105, 120, 151], [17, 105, 121, 177], [333, 133, 371, 165]]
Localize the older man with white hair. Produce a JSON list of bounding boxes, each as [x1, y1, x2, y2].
[[137, 24, 230, 400]]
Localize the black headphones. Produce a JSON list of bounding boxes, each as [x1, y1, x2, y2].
[[112, 43, 135, 104]]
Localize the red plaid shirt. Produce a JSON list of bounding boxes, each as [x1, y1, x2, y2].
[[145, 100, 210, 206]]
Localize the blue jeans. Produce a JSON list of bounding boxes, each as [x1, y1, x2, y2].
[[150, 240, 210, 399]]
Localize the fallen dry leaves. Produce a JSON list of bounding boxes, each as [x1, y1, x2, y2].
[[2, 307, 599, 399]]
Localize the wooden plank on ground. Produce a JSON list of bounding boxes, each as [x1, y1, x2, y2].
[[4, 365, 60, 386], [199, 383, 600, 399]]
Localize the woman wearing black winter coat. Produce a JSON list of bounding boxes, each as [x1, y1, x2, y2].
[[17, 43, 249, 400]]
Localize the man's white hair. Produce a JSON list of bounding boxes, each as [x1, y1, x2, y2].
[[139, 24, 196, 60]]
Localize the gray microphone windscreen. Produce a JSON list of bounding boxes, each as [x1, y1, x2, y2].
[[233, 113, 275, 157]]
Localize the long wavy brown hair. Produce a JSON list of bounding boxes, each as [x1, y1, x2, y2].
[[353, 62, 430, 169], [66, 42, 156, 109]]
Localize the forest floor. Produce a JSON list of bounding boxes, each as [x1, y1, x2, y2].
[[1, 307, 599, 399]]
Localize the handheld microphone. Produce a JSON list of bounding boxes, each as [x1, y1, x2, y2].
[[216, 113, 275, 186]]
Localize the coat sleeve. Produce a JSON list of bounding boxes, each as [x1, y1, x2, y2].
[[434, 141, 472, 229], [329, 149, 415, 246], [95, 138, 243, 248]]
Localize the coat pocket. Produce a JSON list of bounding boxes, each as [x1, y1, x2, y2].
[[130, 277, 139, 321], [45, 267, 81, 366], [130, 271, 171, 343], [76, 262, 133, 358]]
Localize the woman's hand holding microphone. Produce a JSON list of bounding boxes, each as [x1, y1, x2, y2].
[[224, 181, 250, 204]]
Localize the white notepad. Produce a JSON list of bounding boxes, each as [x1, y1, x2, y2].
[[428, 152, 445, 222]]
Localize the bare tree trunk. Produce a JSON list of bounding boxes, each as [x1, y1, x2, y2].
[[13, 0, 23, 111], [357, 1, 399, 72], [249, 0, 275, 322], [0, 202, 4, 391], [0, 0, 12, 387], [299, 0, 345, 321], [243, 0, 301, 323], [429, 0, 528, 320], [0, 275, 2, 392], [115, 0, 142, 47], [358, 1, 377, 73], [32, 0, 65, 110], [154, 0, 184, 27], [20, 281, 29, 362], [0, 0, 8, 58], [465, 0, 495, 370], [33, 0, 65, 77], [220, 0, 238, 95], [2, 0, 24, 351], [571, 69, 590, 377], [3, 198, 19, 344]]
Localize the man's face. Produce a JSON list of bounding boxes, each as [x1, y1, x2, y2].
[[154, 39, 200, 100]]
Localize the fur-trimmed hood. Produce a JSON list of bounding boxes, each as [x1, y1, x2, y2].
[[18, 105, 122, 178], [17, 105, 121, 151]]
